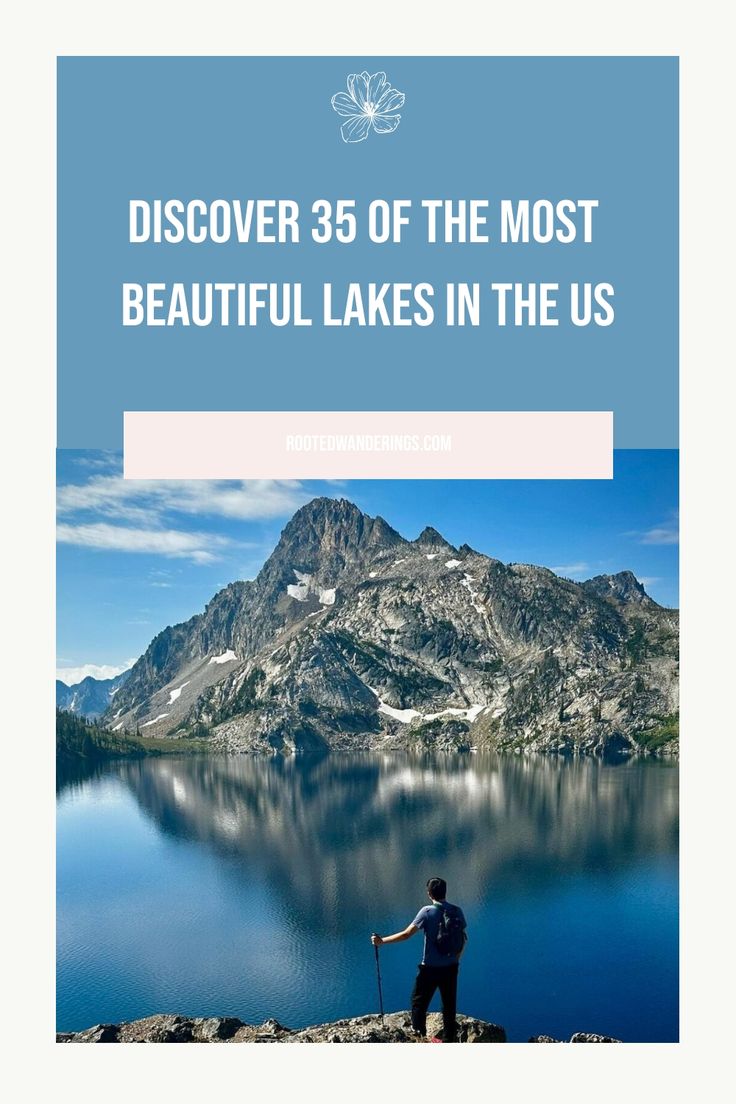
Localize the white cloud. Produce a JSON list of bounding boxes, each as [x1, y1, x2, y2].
[[148, 569, 175, 587], [641, 523, 679, 545], [550, 562, 590, 579], [630, 511, 679, 546], [636, 576, 660, 588], [56, 522, 232, 564], [69, 452, 121, 472], [57, 476, 310, 525], [56, 658, 137, 687]]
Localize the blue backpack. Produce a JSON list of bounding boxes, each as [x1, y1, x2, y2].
[[434, 903, 466, 958]]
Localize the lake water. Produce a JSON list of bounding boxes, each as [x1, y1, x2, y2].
[[57, 752, 678, 1041]]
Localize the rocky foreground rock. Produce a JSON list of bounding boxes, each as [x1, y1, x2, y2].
[[104, 497, 678, 757], [57, 1011, 620, 1043]]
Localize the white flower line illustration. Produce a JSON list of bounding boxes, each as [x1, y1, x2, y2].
[[331, 71, 405, 144]]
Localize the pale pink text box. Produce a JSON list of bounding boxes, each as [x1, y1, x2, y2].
[[124, 411, 613, 480]]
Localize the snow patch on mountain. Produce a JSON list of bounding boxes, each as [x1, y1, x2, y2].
[[209, 650, 238, 665], [168, 682, 190, 705], [286, 569, 335, 606], [367, 686, 421, 724], [366, 677, 486, 727], [378, 701, 422, 724], [423, 703, 486, 722], [466, 705, 486, 722], [141, 713, 169, 728]]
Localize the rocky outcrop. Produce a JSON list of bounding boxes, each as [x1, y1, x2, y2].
[[57, 1012, 505, 1043], [57, 1011, 620, 1043], [529, 1032, 620, 1043], [570, 1032, 621, 1043], [103, 498, 678, 757]]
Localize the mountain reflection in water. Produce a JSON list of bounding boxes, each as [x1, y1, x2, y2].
[[57, 752, 678, 1041]]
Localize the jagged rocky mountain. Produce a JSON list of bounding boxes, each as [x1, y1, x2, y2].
[[56, 671, 130, 721], [103, 498, 678, 755]]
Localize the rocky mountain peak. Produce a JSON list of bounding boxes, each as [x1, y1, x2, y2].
[[414, 525, 454, 550], [267, 497, 404, 575], [285, 496, 362, 531], [583, 570, 653, 606]]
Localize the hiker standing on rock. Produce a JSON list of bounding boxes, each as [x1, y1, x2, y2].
[[371, 877, 467, 1042]]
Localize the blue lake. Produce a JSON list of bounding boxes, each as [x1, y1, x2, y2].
[[56, 752, 678, 1041]]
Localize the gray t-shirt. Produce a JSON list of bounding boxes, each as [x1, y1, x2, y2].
[[412, 902, 467, 967]]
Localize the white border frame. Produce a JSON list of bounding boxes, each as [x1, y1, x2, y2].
[[3, 2, 731, 1099]]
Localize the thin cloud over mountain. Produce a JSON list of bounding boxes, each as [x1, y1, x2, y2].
[[56, 474, 314, 566], [56, 522, 234, 565], [56, 658, 137, 686], [57, 476, 310, 524], [550, 562, 590, 579], [641, 520, 679, 545]]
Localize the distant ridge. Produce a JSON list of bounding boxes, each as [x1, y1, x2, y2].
[[56, 670, 131, 720]]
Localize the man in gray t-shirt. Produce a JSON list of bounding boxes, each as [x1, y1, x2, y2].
[[371, 876, 467, 1041]]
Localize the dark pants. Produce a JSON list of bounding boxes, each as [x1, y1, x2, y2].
[[410, 962, 459, 1041]]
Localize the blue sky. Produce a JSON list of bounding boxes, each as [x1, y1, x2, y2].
[[56, 450, 678, 684]]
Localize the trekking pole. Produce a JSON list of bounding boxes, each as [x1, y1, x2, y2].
[[372, 935, 385, 1023]]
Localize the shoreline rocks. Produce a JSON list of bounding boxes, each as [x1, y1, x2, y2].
[[57, 1011, 620, 1044], [529, 1031, 621, 1043]]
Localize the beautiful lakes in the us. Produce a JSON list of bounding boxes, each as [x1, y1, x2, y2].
[[56, 751, 678, 1042]]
